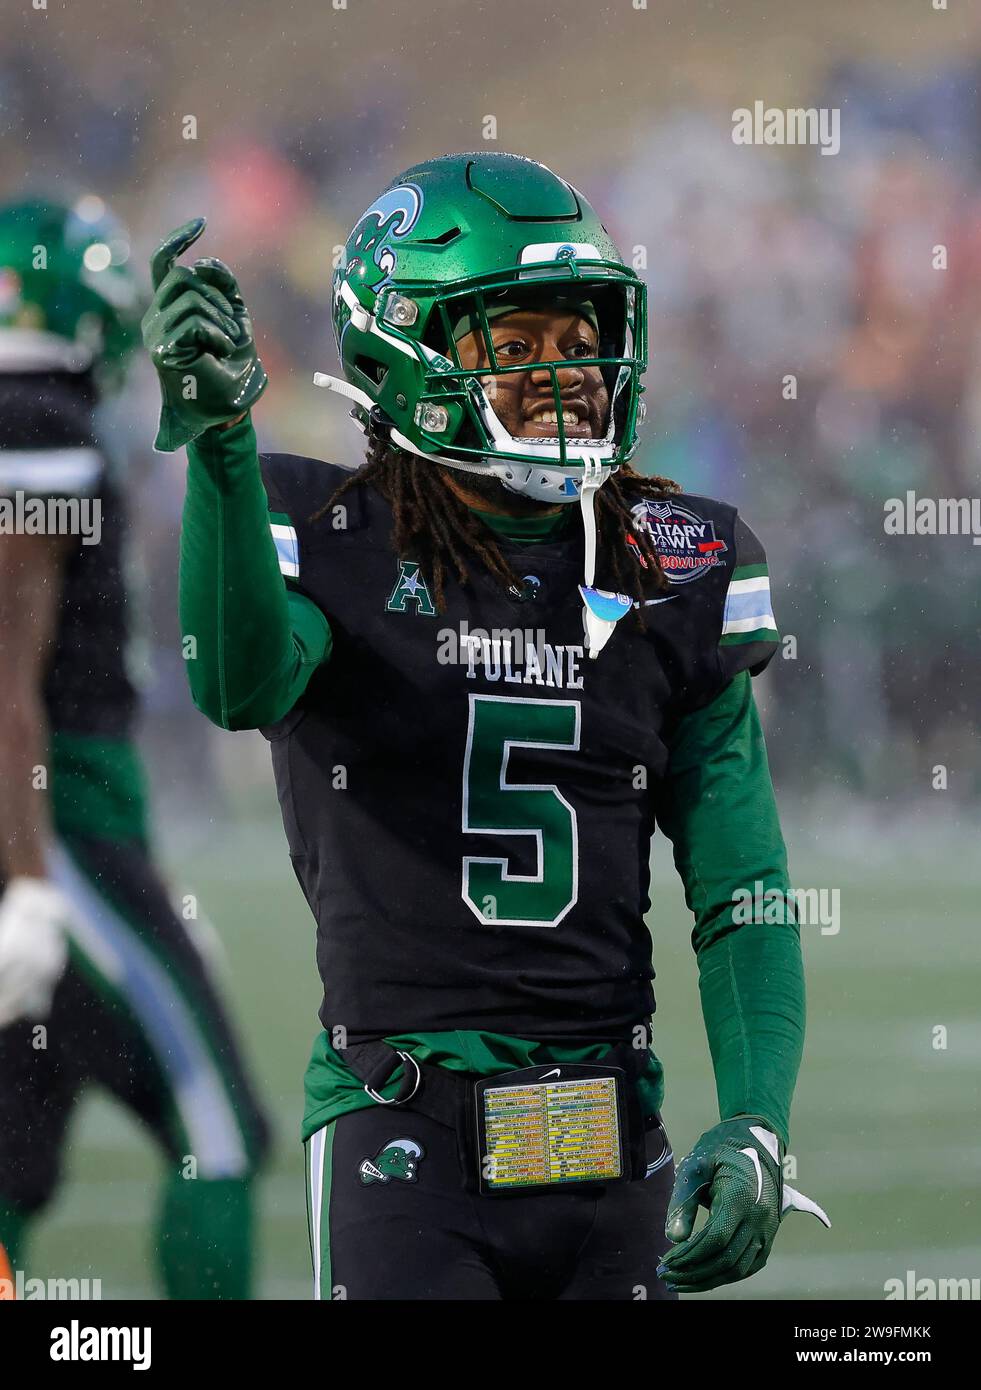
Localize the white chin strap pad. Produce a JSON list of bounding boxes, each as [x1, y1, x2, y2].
[[579, 456, 631, 659]]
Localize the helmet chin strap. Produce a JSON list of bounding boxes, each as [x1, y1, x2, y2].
[[313, 372, 373, 413], [314, 372, 525, 481], [580, 456, 603, 590], [578, 455, 631, 659]]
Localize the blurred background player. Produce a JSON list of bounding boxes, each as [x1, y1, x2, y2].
[[0, 196, 269, 1299]]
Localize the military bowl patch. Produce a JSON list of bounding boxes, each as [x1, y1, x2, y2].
[[630, 499, 728, 584], [359, 1138, 425, 1185]]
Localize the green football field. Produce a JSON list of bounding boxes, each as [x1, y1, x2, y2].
[[25, 793, 981, 1301]]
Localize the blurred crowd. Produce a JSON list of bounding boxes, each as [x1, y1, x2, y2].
[[608, 64, 981, 805], [2, 35, 979, 810]]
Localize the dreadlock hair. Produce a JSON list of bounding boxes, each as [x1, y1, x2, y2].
[[314, 429, 680, 618]]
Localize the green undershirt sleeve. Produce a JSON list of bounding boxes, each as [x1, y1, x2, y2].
[[179, 414, 332, 731], [655, 671, 804, 1146]]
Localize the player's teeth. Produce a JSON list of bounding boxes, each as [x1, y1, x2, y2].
[[533, 410, 578, 425]]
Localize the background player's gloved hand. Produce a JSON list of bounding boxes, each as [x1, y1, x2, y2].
[[141, 217, 268, 452], [657, 1116, 830, 1293], [0, 878, 71, 1027]]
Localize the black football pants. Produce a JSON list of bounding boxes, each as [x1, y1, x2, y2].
[[305, 1101, 677, 1300]]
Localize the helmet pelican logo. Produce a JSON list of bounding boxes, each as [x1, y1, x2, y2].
[[346, 184, 424, 286]]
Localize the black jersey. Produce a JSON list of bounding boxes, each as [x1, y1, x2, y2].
[[259, 455, 779, 1046], [0, 373, 136, 739]]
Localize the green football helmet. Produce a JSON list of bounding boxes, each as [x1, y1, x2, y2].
[[0, 195, 143, 384], [318, 151, 647, 507]]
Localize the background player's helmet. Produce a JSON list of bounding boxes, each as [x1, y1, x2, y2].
[[0, 196, 143, 386], [324, 152, 647, 505]]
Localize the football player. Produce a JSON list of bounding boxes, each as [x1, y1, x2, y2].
[[0, 197, 269, 1298], [143, 152, 828, 1300]]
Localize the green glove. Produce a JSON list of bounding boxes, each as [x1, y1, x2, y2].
[[141, 218, 268, 452], [658, 1116, 830, 1293]]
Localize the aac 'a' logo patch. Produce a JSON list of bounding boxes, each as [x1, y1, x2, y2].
[[386, 560, 436, 615], [359, 1138, 425, 1185], [630, 500, 728, 585]]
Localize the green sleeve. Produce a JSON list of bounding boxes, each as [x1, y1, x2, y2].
[[655, 671, 804, 1145], [179, 414, 331, 730]]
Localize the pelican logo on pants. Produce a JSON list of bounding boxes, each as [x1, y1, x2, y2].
[[359, 1138, 425, 1185]]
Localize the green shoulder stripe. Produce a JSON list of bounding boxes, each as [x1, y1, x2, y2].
[[720, 626, 780, 647]]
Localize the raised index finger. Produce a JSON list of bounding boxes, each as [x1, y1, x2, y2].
[[150, 218, 207, 291]]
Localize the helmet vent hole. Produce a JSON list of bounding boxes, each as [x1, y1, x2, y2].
[[414, 227, 462, 246], [353, 356, 387, 388]]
